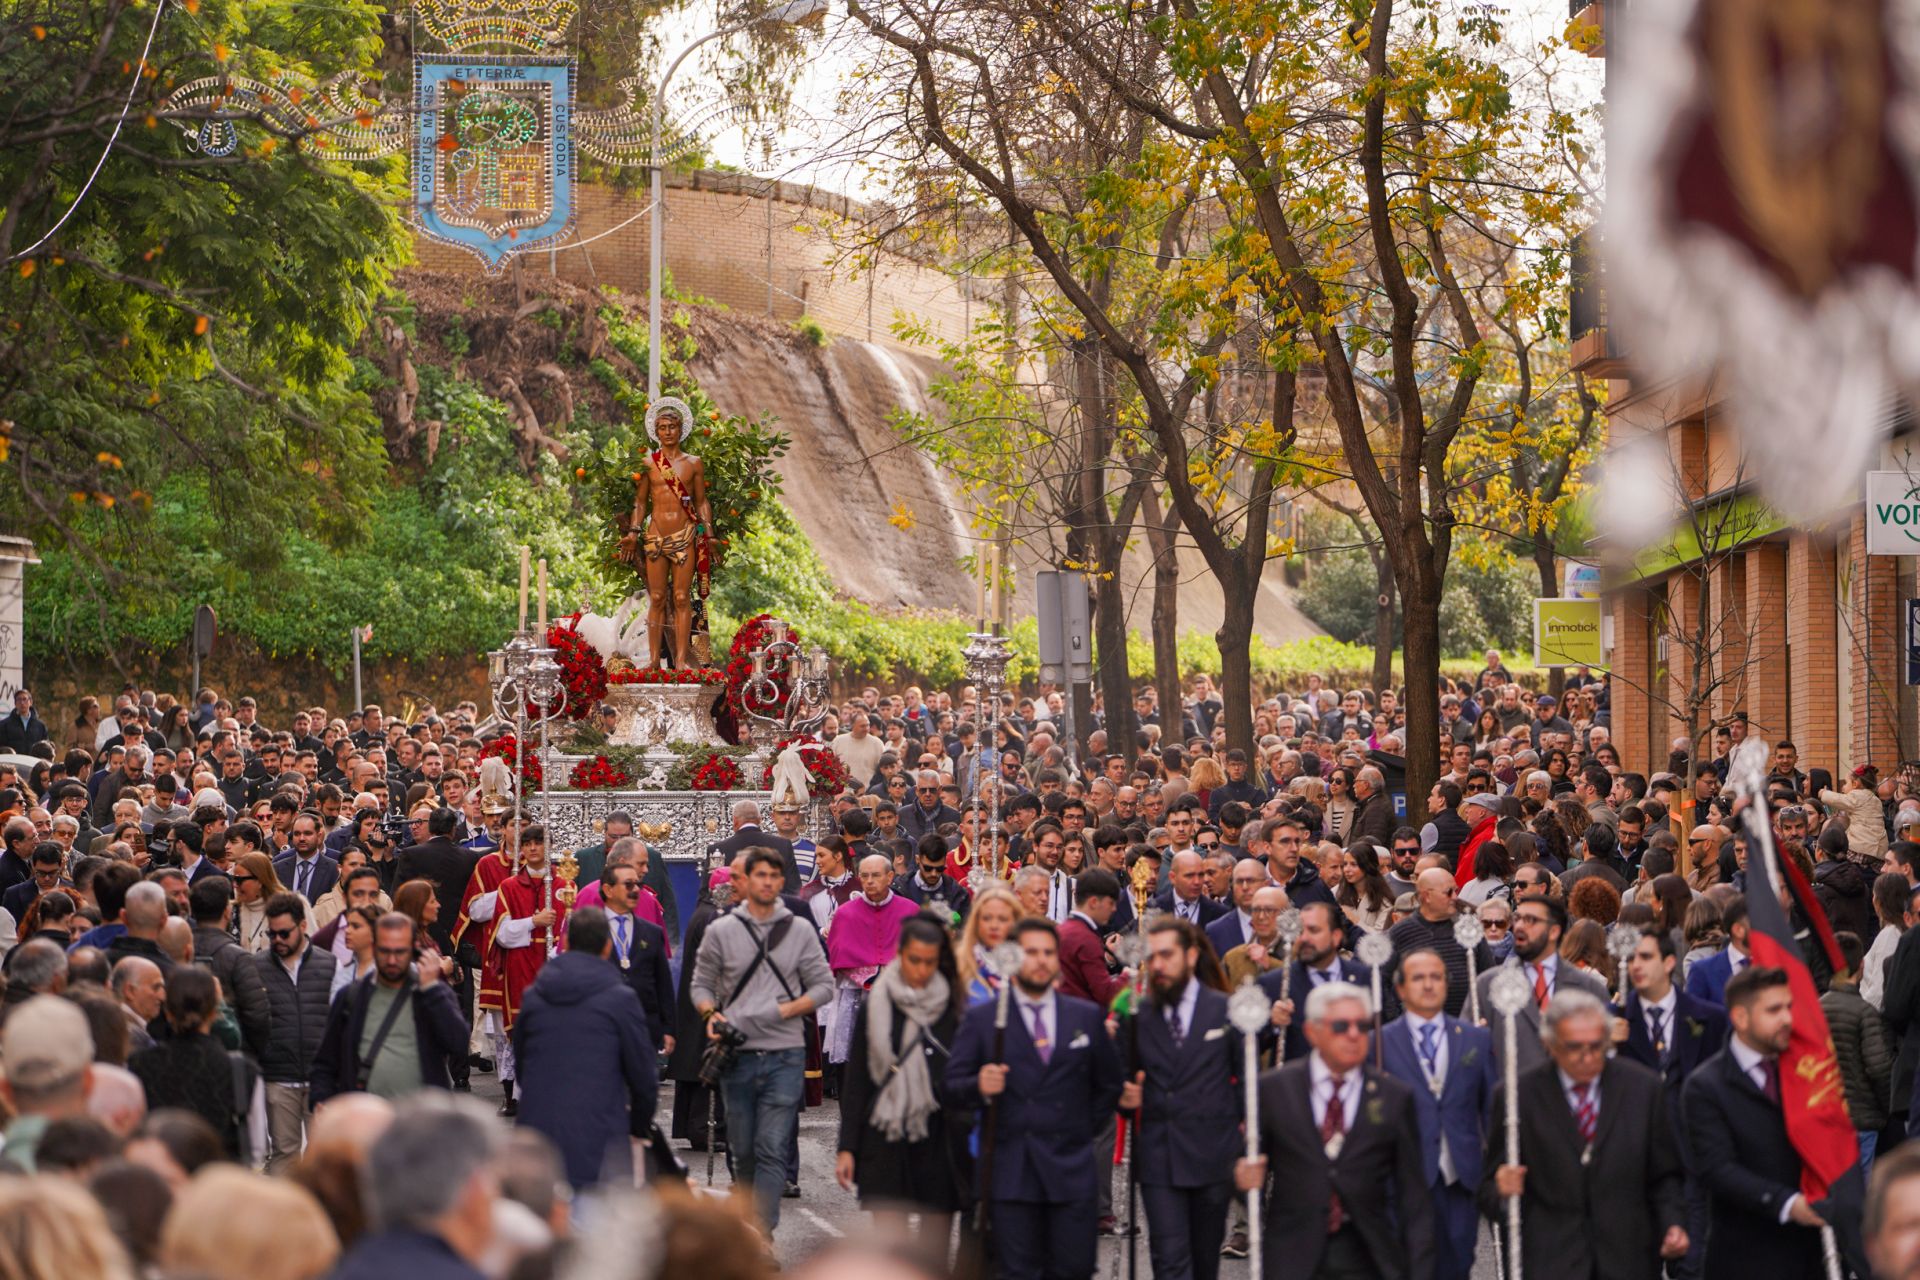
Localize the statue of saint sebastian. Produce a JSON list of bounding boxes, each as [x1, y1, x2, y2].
[[616, 399, 712, 669]]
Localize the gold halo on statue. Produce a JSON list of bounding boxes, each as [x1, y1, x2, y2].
[[645, 396, 694, 444]]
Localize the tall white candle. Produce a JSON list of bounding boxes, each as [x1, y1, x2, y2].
[[536, 558, 548, 632], [518, 545, 530, 631]]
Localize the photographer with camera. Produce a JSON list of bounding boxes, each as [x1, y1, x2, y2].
[[310, 908, 471, 1104], [691, 847, 833, 1237]]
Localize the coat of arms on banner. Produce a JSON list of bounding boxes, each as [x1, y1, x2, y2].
[[158, 0, 727, 275], [414, 56, 575, 266]]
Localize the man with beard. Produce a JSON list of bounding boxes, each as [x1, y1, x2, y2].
[[1264, 900, 1376, 1061], [1390, 868, 1496, 1019], [948, 917, 1124, 1279], [1476, 894, 1607, 1075], [1119, 917, 1243, 1280]]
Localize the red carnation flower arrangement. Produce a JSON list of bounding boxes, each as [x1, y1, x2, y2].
[[567, 755, 632, 790], [609, 666, 726, 686], [544, 615, 608, 721], [761, 734, 850, 798], [479, 734, 542, 789], [689, 753, 744, 791]]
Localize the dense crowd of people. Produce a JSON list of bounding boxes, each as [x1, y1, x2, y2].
[[5, 659, 1920, 1279]]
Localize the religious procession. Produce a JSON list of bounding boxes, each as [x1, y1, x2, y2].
[[11, 0, 1920, 1277]]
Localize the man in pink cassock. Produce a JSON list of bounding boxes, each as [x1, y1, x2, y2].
[[824, 851, 923, 1063]]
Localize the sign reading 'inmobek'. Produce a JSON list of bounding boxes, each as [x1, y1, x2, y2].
[[1534, 598, 1605, 668]]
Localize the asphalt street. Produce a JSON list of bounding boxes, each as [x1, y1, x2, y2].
[[475, 1070, 1501, 1275]]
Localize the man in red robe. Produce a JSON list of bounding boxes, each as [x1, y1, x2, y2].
[[456, 829, 519, 1112], [493, 824, 575, 1039]]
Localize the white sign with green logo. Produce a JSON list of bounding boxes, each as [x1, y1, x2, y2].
[[1534, 598, 1605, 668], [1868, 471, 1920, 555]]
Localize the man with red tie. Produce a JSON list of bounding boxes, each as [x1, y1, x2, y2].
[[1476, 896, 1608, 1075], [1481, 989, 1688, 1278], [1237, 980, 1434, 1279]]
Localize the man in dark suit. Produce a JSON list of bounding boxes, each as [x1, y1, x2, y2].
[[706, 799, 798, 893], [1477, 895, 1608, 1075], [599, 860, 675, 1054], [1206, 857, 1271, 959], [1683, 894, 1751, 1009], [1482, 988, 1688, 1279], [1238, 977, 1434, 1279], [1120, 917, 1242, 1280], [1380, 948, 1495, 1280], [273, 812, 339, 904], [394, 806, 479, 958], [1685, 965, 1859, 1280], [1613, 926, 1726, 1280], [947, 916, 1125, 1280], [1151, 849, 1230, 927], [0, 842, 65, 924], [1262, 901, 1374, 1061]]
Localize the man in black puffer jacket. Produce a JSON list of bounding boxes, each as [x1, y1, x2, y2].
[[253, 891, 335, 1172]]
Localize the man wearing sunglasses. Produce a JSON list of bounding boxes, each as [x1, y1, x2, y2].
[[1238, 979, 1433, 1280], [1483, 989, 1687, 1278]]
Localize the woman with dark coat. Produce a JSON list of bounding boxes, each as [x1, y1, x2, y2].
[[668, 868, 731, 1148], [129, 967, 255, 1159], [834, 913, 968, 1249]]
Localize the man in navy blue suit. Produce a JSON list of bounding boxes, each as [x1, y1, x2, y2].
[[1205, 858, 1272, 960], [1378, 948, 1494, 1280], [947, 916, 1125, 1280], [1119, 916, 1243, 1280], [1616, 926, 1727, 1280], [1684, 894, 1750, 1008], [1260, 901, 1373, 1061], [273, 812, 339, 904]]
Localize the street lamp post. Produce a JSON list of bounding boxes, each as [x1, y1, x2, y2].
[[648, 0, 829, 404]]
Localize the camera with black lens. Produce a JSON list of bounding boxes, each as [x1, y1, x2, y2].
[[697, 1017, 749, 1086]]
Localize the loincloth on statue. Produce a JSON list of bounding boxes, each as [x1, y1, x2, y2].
[[643, 522, 696, 566]]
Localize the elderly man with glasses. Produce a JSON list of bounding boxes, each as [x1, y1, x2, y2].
[[1483, 989, 1687, 1278], [898, 769, 961, 844], [1239, 979, 1433, 1280]]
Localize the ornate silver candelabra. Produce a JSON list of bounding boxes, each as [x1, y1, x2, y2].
[[740, 616, 832, 741], [487, 630, 570, 956], [963, 628, 1013, 891]]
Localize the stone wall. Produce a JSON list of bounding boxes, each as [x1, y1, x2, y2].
[[27, 645, 492, 728], [414, 170, 986, 351]]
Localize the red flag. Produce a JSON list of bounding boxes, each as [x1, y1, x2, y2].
[[1744, 835, 1858, 1201]]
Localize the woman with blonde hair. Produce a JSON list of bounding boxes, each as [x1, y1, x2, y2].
[[956, 885, 1021, 1003], [160, 1165, 339, 1280], [0, 1174, 133, 1280], [1188, 755, 1226, 814]]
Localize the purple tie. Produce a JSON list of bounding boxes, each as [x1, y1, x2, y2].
[[1026, 1003, 1052, 1063]]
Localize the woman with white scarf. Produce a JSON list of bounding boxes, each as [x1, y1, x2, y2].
[[834, 913, 967, 1253]]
